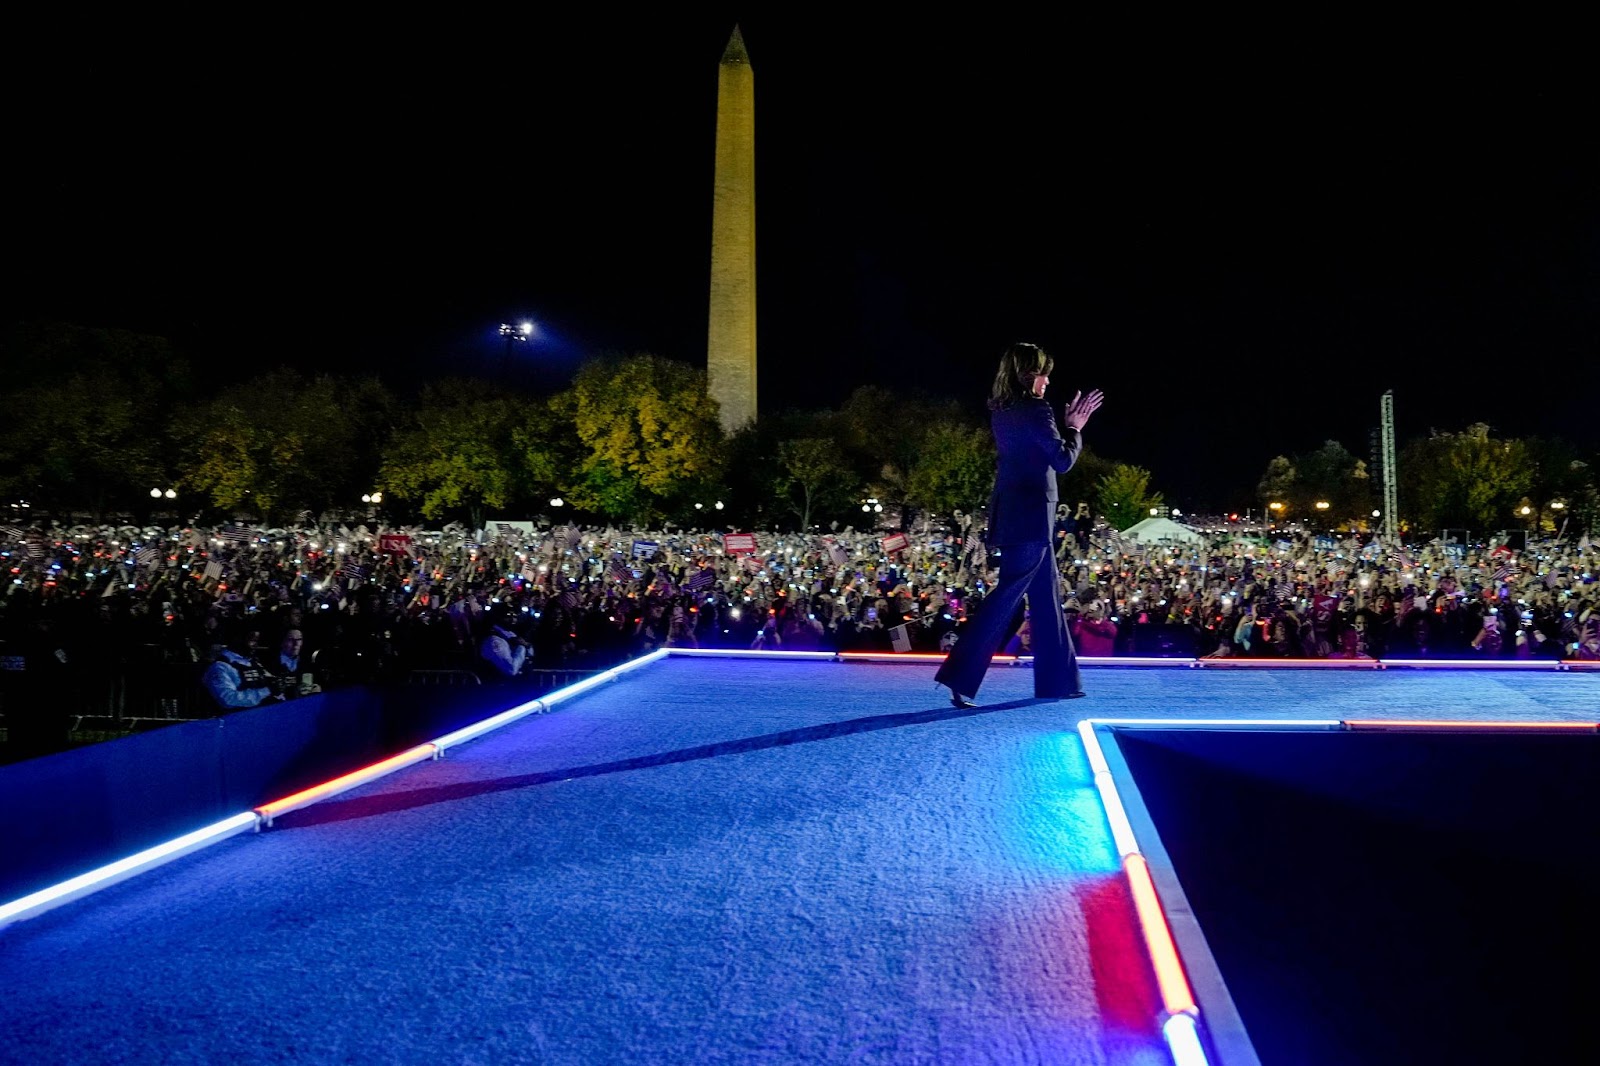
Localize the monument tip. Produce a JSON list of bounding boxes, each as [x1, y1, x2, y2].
[[721, 24, 750, 65]]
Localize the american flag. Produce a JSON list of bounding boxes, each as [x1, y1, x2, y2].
[[0, 525, 24, 540], [558, 588, 579, 609], [1327, 560, 1348, 580], [1388, 547, 1414, 569], [608, 555, 632, 582], [1492, 564, 1519, 583], [24, 534, 47, 560], [1273, 581, 1294, 602], [339, 558, 367, 582], [219, 524, 253, 544], [686, 566, 715, 591], [136, 546, 162, 567]]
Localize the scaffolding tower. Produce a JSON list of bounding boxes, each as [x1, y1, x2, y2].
[[1381, 390, 1398, 541]]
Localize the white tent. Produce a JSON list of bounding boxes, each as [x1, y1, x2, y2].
[[1120, 517, 1204, 545]]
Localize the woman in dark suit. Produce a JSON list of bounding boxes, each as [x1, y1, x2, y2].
[[935, 342, 1104, 706]]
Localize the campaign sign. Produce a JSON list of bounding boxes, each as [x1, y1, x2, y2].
[[632, 540, 660, 559], [881, 532, 910, 554], [723, 533, 757, 554], [379, 534, 413, 556]]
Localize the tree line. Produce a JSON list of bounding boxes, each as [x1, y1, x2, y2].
[[2, 325, 1593, 537]]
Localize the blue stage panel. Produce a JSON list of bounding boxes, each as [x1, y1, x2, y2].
[[0, 657, 1593, 1065]]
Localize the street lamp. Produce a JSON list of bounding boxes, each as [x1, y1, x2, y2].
[[550, 497, 564, 508], [1315, 501, 1330, 511]]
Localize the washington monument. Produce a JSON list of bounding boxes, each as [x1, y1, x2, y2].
[[707, 25, 756, 433]]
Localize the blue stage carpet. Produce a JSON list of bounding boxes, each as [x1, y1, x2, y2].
[[1, 660, 1593, 1065]]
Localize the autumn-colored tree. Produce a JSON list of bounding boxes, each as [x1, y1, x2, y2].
[[378, 379, 548, 531], [906, 424, 995, 519], [1255, 456, 1298, 519], [1097, 464, 1164, 532], [836, 385, 966, 525], [553, 354, 723, 523], [1399, 424, 1531, 533], [0, 327, 188, 520], [1517, 436, 1594, 534], [775, 437, 860, 532], [1252, 440, 1376, 529], [1057, 447, 1115, 515], [177, 370, 394, 522]]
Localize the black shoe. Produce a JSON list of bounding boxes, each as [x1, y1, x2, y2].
[[942, 684, 976, 709]]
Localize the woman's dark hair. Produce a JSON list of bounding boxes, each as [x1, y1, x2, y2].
[[987, 342, 1054, 411]]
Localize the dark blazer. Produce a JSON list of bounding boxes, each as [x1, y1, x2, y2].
[[985, 398, 1083, 545]]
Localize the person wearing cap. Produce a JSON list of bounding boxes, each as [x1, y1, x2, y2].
[[478, 603, 528, 679], [202, 622, 285, 710]]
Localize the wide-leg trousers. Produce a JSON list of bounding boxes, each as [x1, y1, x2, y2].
[[934, 539, 1081, 699]]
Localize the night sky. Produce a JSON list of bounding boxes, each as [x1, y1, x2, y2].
[[10, 14, 1596, 512]]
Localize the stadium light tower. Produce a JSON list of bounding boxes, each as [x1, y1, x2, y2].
[[500, 321, 533, 377]]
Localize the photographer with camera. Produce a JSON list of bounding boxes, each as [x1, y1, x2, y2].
[[201, 622, 288, 710]]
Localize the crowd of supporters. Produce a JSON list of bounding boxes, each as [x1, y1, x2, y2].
[[1, 514, 1596, 754]]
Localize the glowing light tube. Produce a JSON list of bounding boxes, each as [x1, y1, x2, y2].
[[255, 745, 437, 825], [1076, 720, 1111, 775], [537, 648, 670, 710], [1163, 1012, 1210, 1066], [0, 812, 260, 930], [436, 651, 669, 752], [1344, 719, 1598, 732], [1079, 656, 1200, 668], [1078, 724, 1141, 858], [1087, 718, 1343, 731], [667, 648, 837, 660], [1093, 771, 1141, 860], [1196, 656, 1379, 669], [1125, 853, 1198, 1017], [1377, 658, 1569, 670], [837, 652, 965, 663], [431, 699, 546, 752]]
